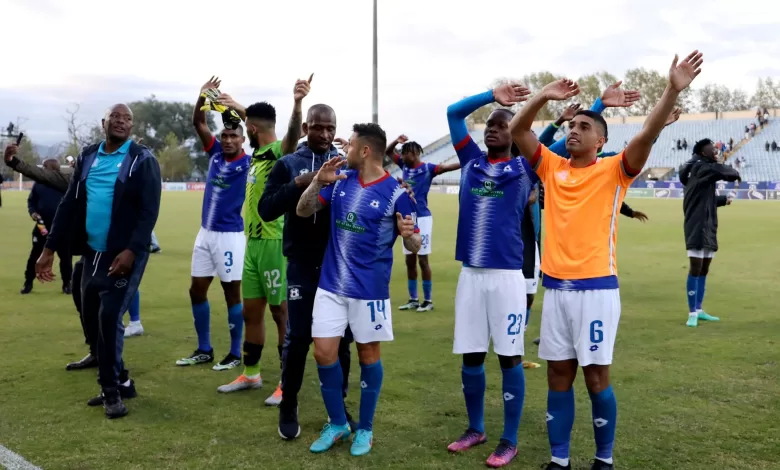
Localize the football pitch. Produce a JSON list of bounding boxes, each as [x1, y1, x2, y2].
[[1, 191, 779, 470]]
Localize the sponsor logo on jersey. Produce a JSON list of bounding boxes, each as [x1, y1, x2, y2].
[[470, 180, 504, 198], [336, 211, 366, 233]]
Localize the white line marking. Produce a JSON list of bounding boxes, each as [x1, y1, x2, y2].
[[0, 444, 41, 470]]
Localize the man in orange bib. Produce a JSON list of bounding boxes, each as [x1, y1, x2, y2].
[[510, 51, 704, 470]]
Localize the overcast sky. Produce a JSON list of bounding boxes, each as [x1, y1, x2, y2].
[[1, 0, 778, 149]]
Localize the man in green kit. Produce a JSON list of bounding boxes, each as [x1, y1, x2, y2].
[[216, 75, 312, 405]]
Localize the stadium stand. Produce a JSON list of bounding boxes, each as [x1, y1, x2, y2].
[[387, 109, 779, 185]]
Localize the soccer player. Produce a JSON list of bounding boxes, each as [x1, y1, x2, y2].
[[510, 50, 704, 470], [296, 123, 421, 456], [177, 77, 250, 371], [679, 139, 740, 327], [215, 77, 312, 403], [37, 103, 161, 418], [444, 83, 537, 468], [385, 135, 460, 312], [260, 104, 357, 439]]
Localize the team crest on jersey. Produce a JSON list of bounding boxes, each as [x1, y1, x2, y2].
[[471, 180, 504, 198], [336, 211, 366, 233]]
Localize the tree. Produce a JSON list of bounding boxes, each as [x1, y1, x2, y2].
[[64, 104, 104, 156], [157, 133, 193, 181], [518, 72, 566, 121], [128, 96, 217, 174], [576, 71, 621, 117], [729, 89, 749, 111], [749, 77, 780, 108], [698, 84, 731, 112], [623, 67, 693, 115]]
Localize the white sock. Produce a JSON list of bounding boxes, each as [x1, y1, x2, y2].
[[596, 456, 614, 464], [121, 380, 131, 387], [551, 456, 569, 467], [129, 320, 142, 326]]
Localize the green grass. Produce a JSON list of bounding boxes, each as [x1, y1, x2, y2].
[[1, 192, 779, 470]]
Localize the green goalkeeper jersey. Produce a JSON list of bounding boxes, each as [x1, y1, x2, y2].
[[244, 140, 284, 239]]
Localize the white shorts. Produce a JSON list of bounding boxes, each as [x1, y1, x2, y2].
[[312, 289, 394, 344], [538, 288, 621, 366], [525, 243, 540, 295], [403, 215, 432, 255], [687, 249, 715, 259], [191, 228, 246, 282], [453, 267, 527, 357]]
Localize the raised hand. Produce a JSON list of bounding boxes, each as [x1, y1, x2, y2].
[[665, 107, 682, 127], [396, 135, 409, 144], [334, 137, 350, 154], [4, 143, 18, 162], [493, 83, 531, 106], [669, 50, 703, 92], [201, 76, 221, 93], [315, 156, 347, 184], [294, 74, 313, 102], [542, 78, 580, 101], [395, 213, 416, 238], [601, 81, 641, 108], [560, 103, 581, 122], [216, 93, 241, 109]]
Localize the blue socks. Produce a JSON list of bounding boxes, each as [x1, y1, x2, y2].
[[128, 290, 141, 322], [358, 361, 384, 431], [408, 279, 418, 300], [686, 274, 698, 313], [192, 301, 211, 352], [318, 361, 347, 426], [590, 386, 617, 463], [422, 280, 432, 302], [547, 388, 575, 464], [461, 364, 486, 433], [227, 303, 243, 358], [525, 306, 531, 326], [696, 275, 707, 311], [500, 364, 525, 446]]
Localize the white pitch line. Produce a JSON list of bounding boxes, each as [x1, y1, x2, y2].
[[0, 444, 41, 470]]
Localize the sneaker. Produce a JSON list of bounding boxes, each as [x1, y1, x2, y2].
[[416, 300, 434, 312], [398, 299, 419, 310], [150, 246, 162, 254], [264, 382, 283, 406], [62, 284, 72, 295], [175, 349, 214, 366], [66, 354, 98, 371], [590, 459, 615, 470], [533, 337, 541, 346], [543, 462, 572, 469], [447, 428, 487, 453], [686, 314, 698, 327], [103, 391, 128, 419], [124, 321, 144, 338], [350, 429, 373, 456], [697, 311, 720, 322], [310, 423, 351, 453], [212, 353, 241, 371], [486, 439, 518, 468], [522, 361, 541, 369], [20, 282, 32, 294], [345, 408, 358, 433], [87, 380, 137, 406], [278, 403, 301, 440], [217, 374, 262, 393]]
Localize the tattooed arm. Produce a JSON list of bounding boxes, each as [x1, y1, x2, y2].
[[295, 180, 325, 217], [282, 75, 312, 155]]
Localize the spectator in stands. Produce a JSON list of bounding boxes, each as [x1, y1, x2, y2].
[[677, 138, 682, 150], [728, 138, 734, 151], [682, 138, 688, 151], [772, 140, 778, 152], [749, 122, 756, 136], [764, 108, 770, 122], [767, 141, 771, 152]]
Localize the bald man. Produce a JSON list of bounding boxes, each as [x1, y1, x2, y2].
[[22, 158, 72, 294], [37, 103, 161, 419]]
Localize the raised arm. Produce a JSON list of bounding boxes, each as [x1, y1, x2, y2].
[[193, 76, 221, 148], [4, 146, 70, 192], [434, 160, 461, 175], [543, 103, 582, 150], [385, 134, 408, 165], [510, 79, 580, 165], [625, 51, 703, 172], [703, 162, 741, 184], [215, 93, 247, 121], [281, 74, 312, 155]]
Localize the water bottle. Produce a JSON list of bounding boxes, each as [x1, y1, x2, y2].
[[37, 218, 48, 236]]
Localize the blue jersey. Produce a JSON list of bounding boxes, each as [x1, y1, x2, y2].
[[201, 137, 250, 232], [392, 155, 439, 217], [318, 170, 418, 299], [453, 137, 538, 270]]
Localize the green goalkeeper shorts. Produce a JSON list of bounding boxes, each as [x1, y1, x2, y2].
[[242, 238, 287, 305]]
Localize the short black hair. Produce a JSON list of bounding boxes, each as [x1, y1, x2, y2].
[[307, 104, 336, 123], [352, 123, 387, 156], [575, 110, 608, 139], [693, 138, 713, 156], [491, 108, 515, 119], [245, 102, 276, 123], [401, 141, 423, 155]]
